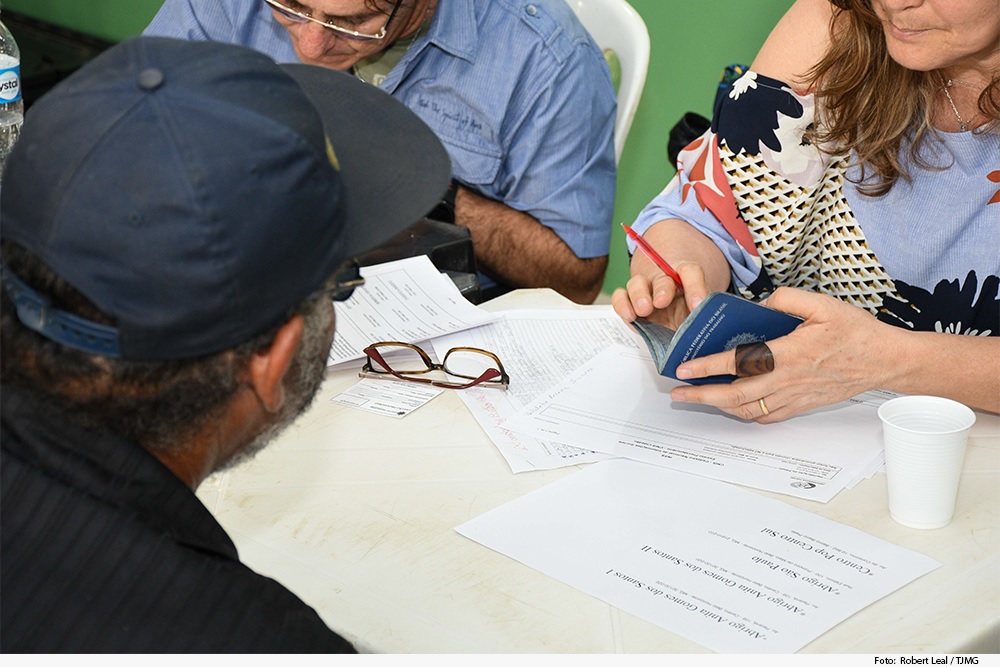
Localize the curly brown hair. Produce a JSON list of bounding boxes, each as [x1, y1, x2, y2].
[[804, 0, 1000, 196]]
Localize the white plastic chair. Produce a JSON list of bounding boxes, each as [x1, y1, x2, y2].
[[566, 0, 650, 163]]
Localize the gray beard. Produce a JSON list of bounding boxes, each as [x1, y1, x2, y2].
[[218, 300, 333, 472]]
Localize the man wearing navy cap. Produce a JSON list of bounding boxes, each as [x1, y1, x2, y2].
[[0, 36, 450, 652]]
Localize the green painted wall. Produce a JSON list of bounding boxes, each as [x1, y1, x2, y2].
[[2, 0, 793, 295], [607, 0, 791, 294], [1, 0, 163, 42]]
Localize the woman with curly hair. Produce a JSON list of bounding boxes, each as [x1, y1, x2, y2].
[[614, 0, 998, 422]]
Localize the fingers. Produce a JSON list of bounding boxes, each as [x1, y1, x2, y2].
[[757, 397, 770, 417], [648, 273, 681, 310], [611, 287, 637, 322], [673, 261, 710, 312], [614, 257, 711, 324], [672, 338, 782, 422], [741, 394, 783, 423], [667, 287, 881, 423], [670, 380, 783, 423], [614, 273, 679, 320], [676, 337, 778, 382], [733, 342, 774, 377], [620, 274, 655, 318]]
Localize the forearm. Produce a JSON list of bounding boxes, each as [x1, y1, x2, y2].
[[880, 327, 1000, 414], [454, 186, 607, 304], [637, 219, 732, 293]]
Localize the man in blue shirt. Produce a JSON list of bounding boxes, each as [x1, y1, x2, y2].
[[145, 0, 617, 303]]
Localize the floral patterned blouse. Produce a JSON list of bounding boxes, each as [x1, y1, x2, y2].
[[631, 71, 999, 336]]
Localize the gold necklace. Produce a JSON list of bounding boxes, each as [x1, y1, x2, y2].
[[941, 79, 970, 132], [948, 78, 981, 90]]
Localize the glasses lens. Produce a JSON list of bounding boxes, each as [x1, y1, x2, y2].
[[265, 0, 308, 22], [264, 0, 392, 40], [327, 262, 364, 302], [368, 343, 432, 374], [441, 349, 500, 381]]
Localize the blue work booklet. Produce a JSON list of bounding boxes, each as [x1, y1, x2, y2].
[[630, 292, 802, 385]]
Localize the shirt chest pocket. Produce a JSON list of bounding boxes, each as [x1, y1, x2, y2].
[[403, 90, 503, 187]]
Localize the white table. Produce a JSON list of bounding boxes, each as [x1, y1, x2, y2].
[[196, 289, 1000, 653]]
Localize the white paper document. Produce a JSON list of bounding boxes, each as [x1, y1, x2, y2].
[[332, 378, 443, 418], [429, 308, 639, 472], [456, 459, 939, 653], [508, 345, 888, 501], [327, 256, 497, 366]]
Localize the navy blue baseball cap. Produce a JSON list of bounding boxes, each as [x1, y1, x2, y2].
[[0, 36, 450, 361]]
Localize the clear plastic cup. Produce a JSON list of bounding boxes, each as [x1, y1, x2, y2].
[[878, 396, 976, 530]]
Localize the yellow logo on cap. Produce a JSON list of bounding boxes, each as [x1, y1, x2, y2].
[[325, 136, 340, 170]]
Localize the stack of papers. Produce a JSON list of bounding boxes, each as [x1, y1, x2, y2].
[[431, 326, 889, 502], [327, 255, 498, 366], [429, 307, 638, 470], [328, 257, 888, 500]]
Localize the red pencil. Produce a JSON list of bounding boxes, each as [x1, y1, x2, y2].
[[621, 223, 683, 288]]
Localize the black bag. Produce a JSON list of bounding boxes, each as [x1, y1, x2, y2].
[[355, 217, 482, 303], [666, 64, 749, 167]]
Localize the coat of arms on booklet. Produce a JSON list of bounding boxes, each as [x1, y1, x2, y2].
[[630, 292, 802, 385]]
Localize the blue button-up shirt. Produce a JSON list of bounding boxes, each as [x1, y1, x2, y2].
[[146, 0, 617, 292]]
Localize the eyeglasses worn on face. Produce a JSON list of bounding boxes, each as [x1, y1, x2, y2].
[[361, 341, 510, 390], [262, 0, 403, 41], [325, 260, 365, 302]]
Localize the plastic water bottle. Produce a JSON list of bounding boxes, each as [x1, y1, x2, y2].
[[0, 13, 23, 180]]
